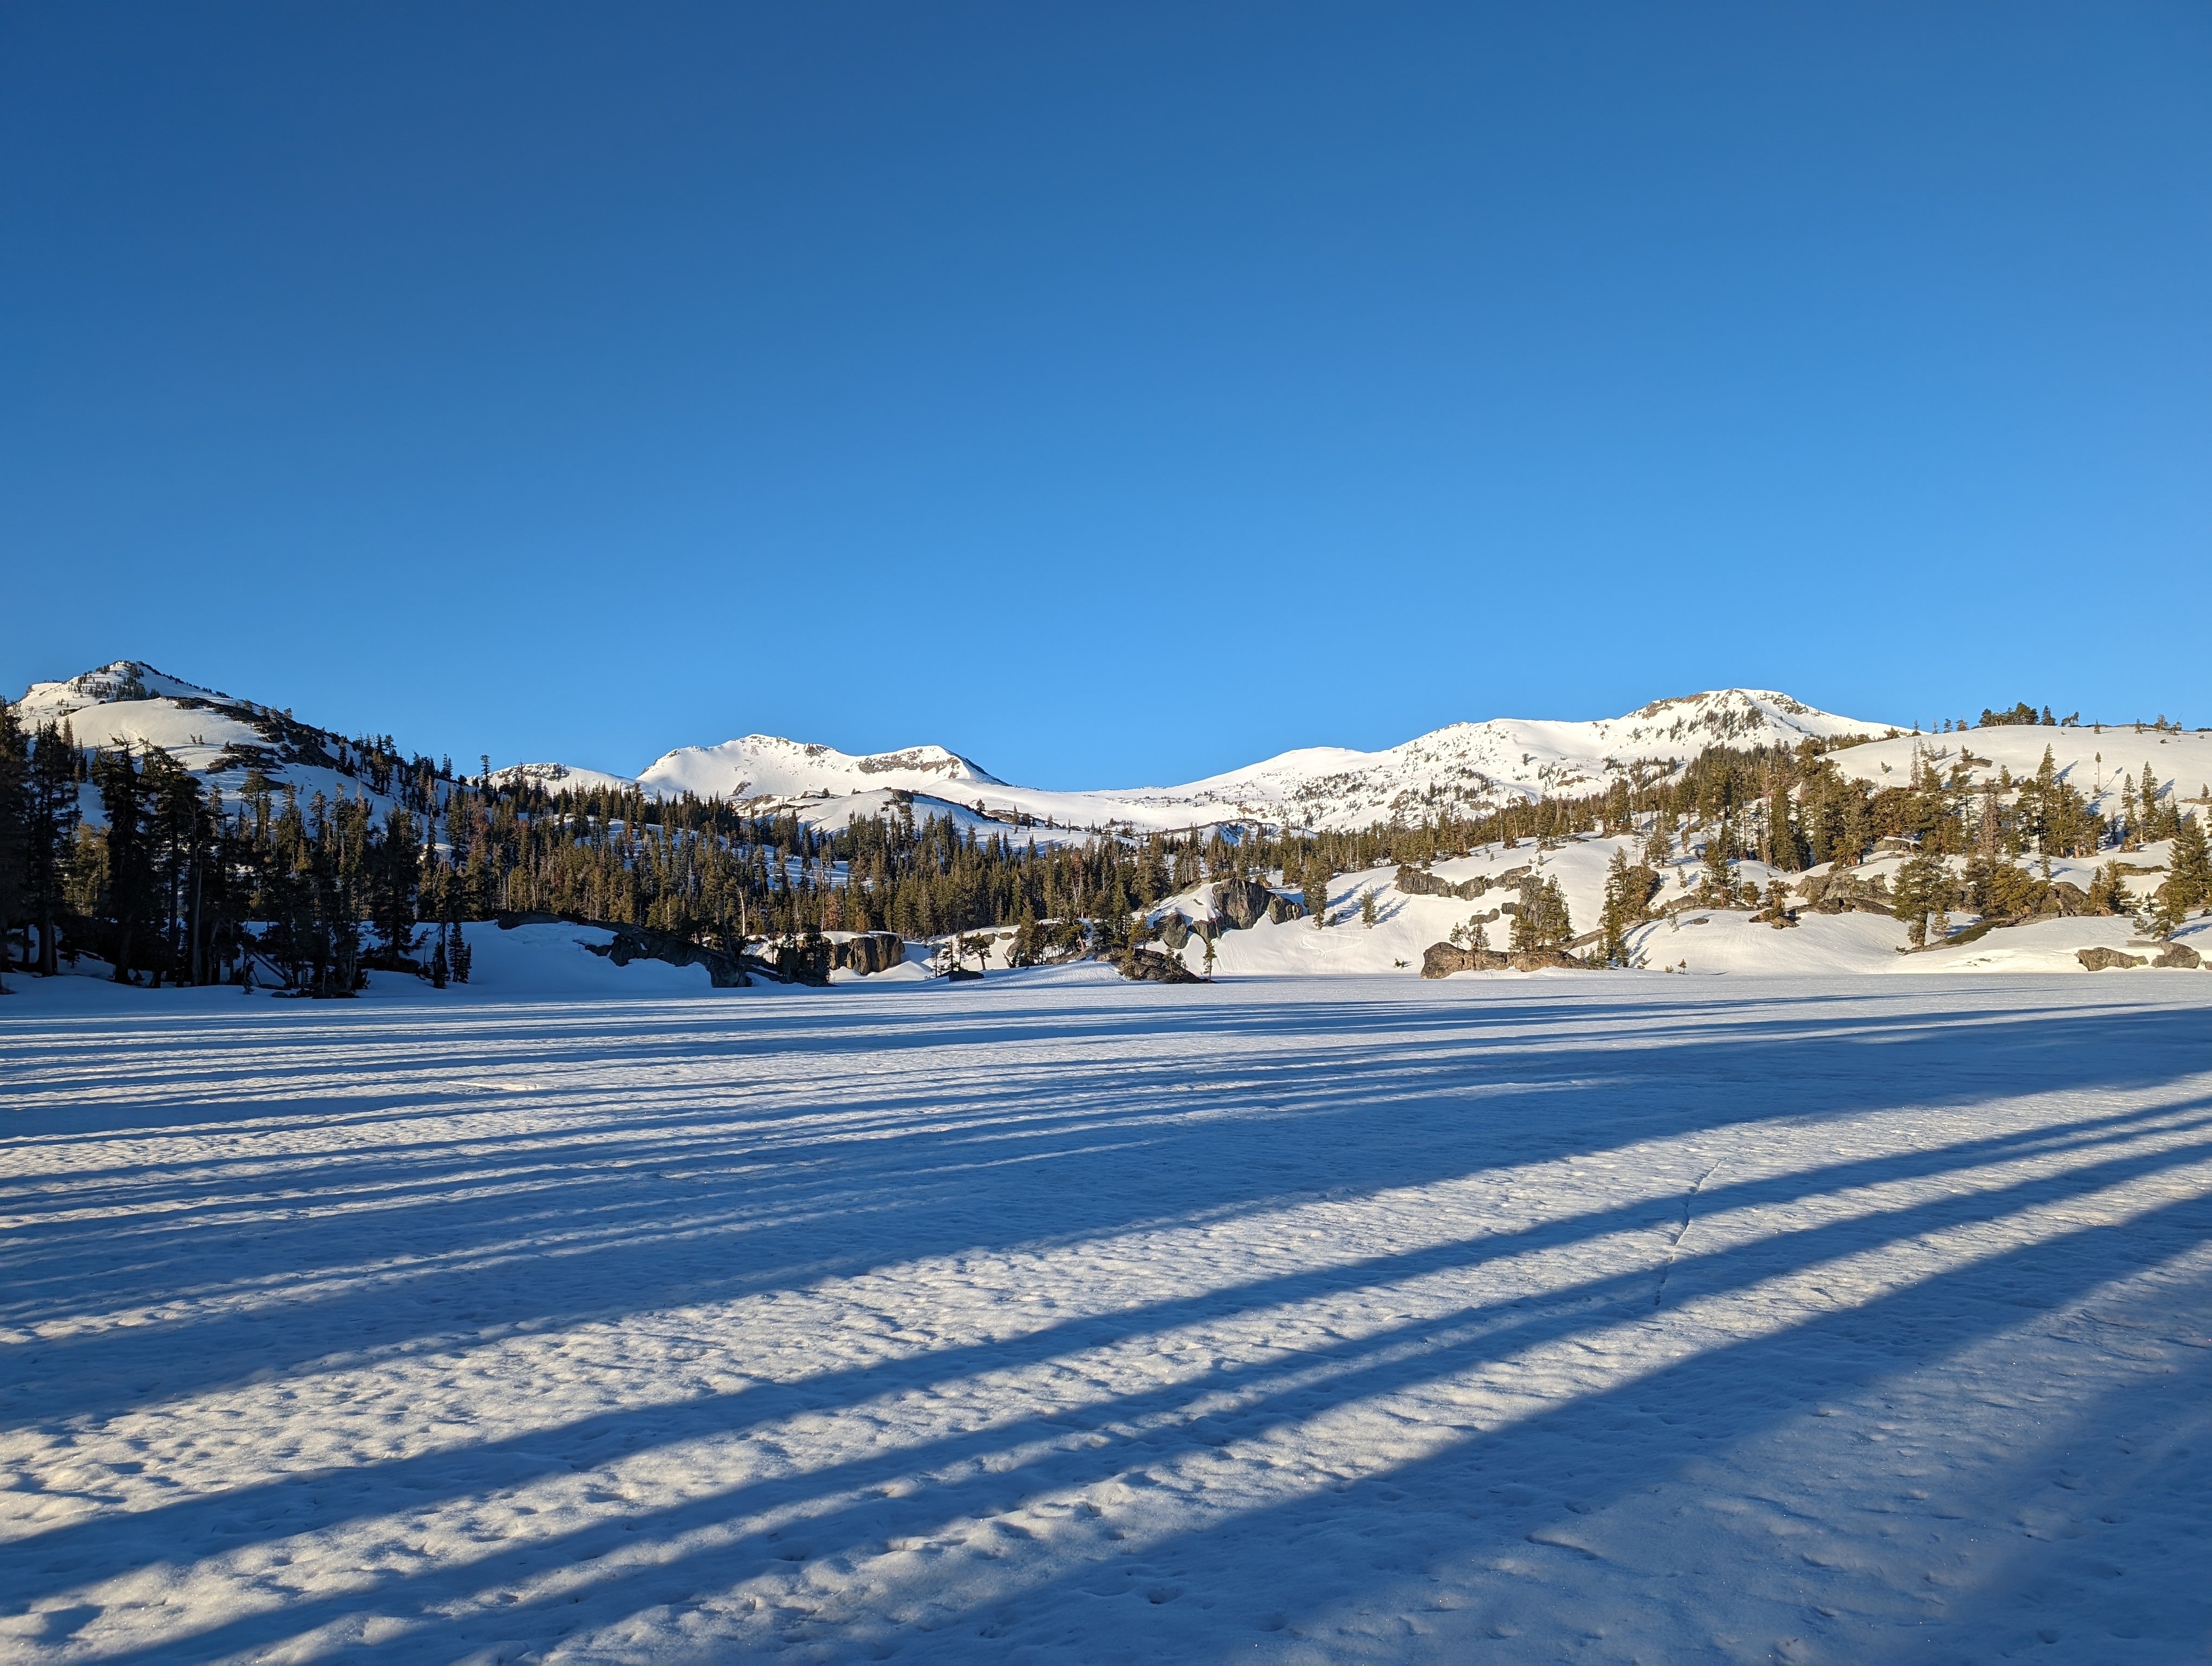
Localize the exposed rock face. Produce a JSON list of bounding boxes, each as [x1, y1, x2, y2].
[[1394, 866, 1489, 902], [1420, 943, 1591, 977], [1211, 879, 1272, 929], [2153, 943, 2203, 969], [2047, 882, 2089, 916], [1209, 879, 1304, 929], [1120, 947, 1205, 984], [1424, 944, 1507, 975], [831, 932, 908, 975], [1159, 914, 1191, 951], [1797, 872, 1894, 915], [591, 924, 753, 986], [2077, 946, 2147, 971]]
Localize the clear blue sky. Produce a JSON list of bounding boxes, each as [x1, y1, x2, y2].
[[4, 5, 2207, 786]]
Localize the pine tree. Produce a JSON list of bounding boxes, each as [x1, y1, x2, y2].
[[362, 808, 422, 967], [2085, 861, 2132, 919], [1892, 849, 1956, 950], [1599, 847, 1637, 965], [0, 701, 23, 987], [1303, 862, 1329, 928], [1699, 821, 1734, 905], [24, 722, 81, 976], [97, 748, 151, 984], [2170, 811, 2211, 911], [2142, 881, 2187, 942], [1512, 874, 1572, 951], [1359, 888, 1378, 928]]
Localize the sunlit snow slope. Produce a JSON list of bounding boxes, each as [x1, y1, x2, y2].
[[507, 688, 1904, 832]]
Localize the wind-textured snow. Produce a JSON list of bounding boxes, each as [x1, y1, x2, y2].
[[5, 971, 2210, 1664]]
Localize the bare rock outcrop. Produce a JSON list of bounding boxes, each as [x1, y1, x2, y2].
[[831, 932, 908, 975], [1209, 879, 1306, 929], [594, 924, 755, 986], [1120, 947, 1205, 984], [2077, 946, 2146, 971], [1421, 943, 1591, 977]]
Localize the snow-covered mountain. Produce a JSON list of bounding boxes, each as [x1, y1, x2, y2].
[[41, 661, 2206, 843], [10, 661, 411, 818], [639, 735, 1005, 800], [501, 687, 1898, 833], [8, 664, 1913, 833], [1094, 689, 1887, 831]]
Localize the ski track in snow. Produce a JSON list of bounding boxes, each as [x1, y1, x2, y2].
[[3, 974, 2211, 1664]]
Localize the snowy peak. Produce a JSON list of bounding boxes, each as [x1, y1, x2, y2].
[[1096, 689, 1891, 829], [492, 760, 642, 796], [636, 734, 1006, 802], [1608, 689, 1882, 750], [4, 661, 1906, 838], [14, 660, 241, 724]]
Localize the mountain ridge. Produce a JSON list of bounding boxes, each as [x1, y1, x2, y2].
[[11, 660, 1915, 835]]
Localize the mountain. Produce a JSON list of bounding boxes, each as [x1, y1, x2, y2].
[[8, 664, 1909, 834], [10, 660, 411, 818], [38, 661, 2203, 846], [638, 735, 1005, 800], [500, 687, 1899, 834], [1092, 689, 1888, 831]]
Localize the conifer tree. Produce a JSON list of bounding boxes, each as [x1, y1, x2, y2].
[[1303, 862, 1329, 928], [24, 721, 81, 976], [2085, 861, 2132, 919], [97, 747, 151, 983], [1892, 849, 1956, 950], [2170, 811, 2211, 911], [2141, 765, 2171, 839], [1599, 847, 1639, 965], [0, 701, 23, 985], [2142, 881, 2187, 942], [1698, 821, 1734, 905], [1512, 874, 1571, 951], [368, 808, 422, 965]]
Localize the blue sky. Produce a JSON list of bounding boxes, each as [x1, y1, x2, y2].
[[4, 4, 2207, 786]]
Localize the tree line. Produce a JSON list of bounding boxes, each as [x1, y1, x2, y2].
[[0, 694, 2198, 992]]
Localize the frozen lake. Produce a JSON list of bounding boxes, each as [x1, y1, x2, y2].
[[4, 971, 2210, 1663]]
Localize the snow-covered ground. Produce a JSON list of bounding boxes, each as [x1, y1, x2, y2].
[[5, 972, 2210, 1663]]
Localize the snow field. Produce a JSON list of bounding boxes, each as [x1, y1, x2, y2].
[[3, 975, 2211, 1662]]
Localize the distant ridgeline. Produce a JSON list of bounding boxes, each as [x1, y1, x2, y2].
[[0, 662, 2203, 993]]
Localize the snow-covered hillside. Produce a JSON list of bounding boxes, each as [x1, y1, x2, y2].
[[509, 687, 1901, 834], [1100, 688, 1887, 830], [1824, 725, 2212, 834], [1130, 834, 2212, 982], [10, 661, 422, 824], [21, 662, 1910, 838], [638, 735, 1004, 800]]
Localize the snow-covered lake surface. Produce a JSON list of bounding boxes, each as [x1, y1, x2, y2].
[[4, 972, 2210, 1664]]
